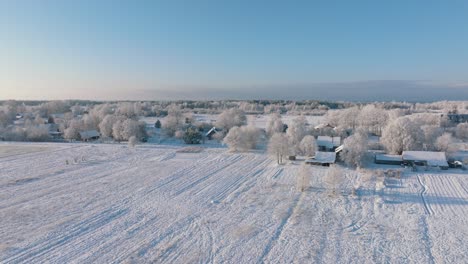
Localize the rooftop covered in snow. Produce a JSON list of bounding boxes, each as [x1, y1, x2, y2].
[[402, 151, 448, 167]]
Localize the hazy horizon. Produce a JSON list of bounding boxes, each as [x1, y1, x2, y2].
[[1, 1, 468, 101]]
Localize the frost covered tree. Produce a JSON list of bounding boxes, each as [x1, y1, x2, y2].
[[266, 113, 284, 137], [455, 123, 468, 140], [381, 117, 423, 154], [216, 109, 246, 131], [435, 133, 458, 154], [358, 105, 388, 135], [112, 120, 125, 142], [64, 119, 83, 140], [163, 104, 185, 137], [341, 131, 368, 167], [327, 107, 360, 131], [111, 119, 145, 142], [267, 133, 290, 164], [286, 116, 308, 155], [223, 125, 260, 151], [297, 163, 310, 192], [121, 119, 140, 140], [99, 114, 118, 138], [25, 125, 50, 141], [299, 135, 317, 157]]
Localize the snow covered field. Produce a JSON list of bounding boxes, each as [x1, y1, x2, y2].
[[1, 142, 467, 263]]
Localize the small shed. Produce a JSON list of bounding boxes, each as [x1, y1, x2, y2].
[[375, 154, 403, 165], [305, 152, 336, 166], [79, 130, 100, 141], [205, 127, 220, 140], [317, 136, 341, 152]]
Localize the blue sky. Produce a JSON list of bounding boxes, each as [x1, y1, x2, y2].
[[1, 0, 468, 101]]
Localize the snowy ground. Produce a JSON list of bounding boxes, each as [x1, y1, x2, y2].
[[1, 142, 467, 263]]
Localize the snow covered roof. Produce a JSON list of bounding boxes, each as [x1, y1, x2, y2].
[[317, 136, 341, 148], [402, 151, 448, 167], [375, 154, 403, 162], [205, 127, 219, 136], [314, 123, 334, 129], [79, 130, 100, 140], [305, 151, 336, 164]]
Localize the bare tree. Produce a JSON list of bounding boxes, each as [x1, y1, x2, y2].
[[324, 165, 344, 195], [297, 163, 310, 192]]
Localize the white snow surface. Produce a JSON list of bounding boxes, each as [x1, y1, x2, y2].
[[1, 142, 467, 263]]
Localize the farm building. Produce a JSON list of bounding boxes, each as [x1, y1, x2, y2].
[[374, 151, 449, 169], [79, 130, 100, 141], [205, 127, 220, 140], [317, 136, 341, 152], [447, 114, 468, 123], [402, 151, 449, 169], [375, 154, 403, 165], [305, 151, 336, 166]]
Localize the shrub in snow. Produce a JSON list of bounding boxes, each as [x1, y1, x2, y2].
[[175, 130, 185, 139], [342, 131, 368, 167], [268, 133, 290, 164], [381, 117, 423, 154], [299, 135, 317, 157], [128, 136, 138, 148], [223, 125, 260, 152], [183, 127, 202, 144]]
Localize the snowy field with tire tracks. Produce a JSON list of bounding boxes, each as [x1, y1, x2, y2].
[[1, 142, 467, 263]]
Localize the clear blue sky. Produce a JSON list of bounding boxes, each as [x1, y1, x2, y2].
[[1, 0, 468, 101]]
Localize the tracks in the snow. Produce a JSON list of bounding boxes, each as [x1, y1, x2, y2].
[[417, 175, 434, 216]]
